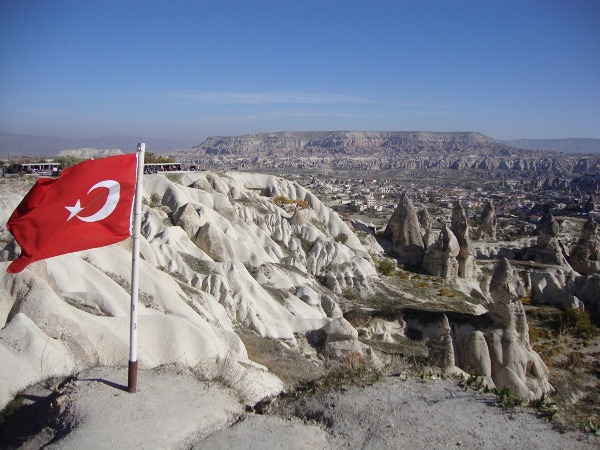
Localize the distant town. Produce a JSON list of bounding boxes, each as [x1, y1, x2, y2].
[[178, 154, 599, 235]]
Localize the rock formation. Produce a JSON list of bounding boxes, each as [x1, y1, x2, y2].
[[476, 201, 496, 241], [454, 327, 492, 379], [384, 193, 425, 267], [450, 202, 478, 280], [187, 131, 514, 156], [193, 222, 236, 262], [484, 258, 552, 399], [173, 203, 202, 239], [431, 259, 552, 399], [523, 214, 570, 267], [568, 217, 600, 275], [487, 258, 528, 326], [398, 257, 553, 399], [528, 267, 582, 310], [427, 315, 455, 369], [0, 168, 565, 412], [423, 224, 460, 280], [0, 171, 381, 409], [573, 274, 600, 321], [418, 207, 436, 248], [178, 131, 600, 177]]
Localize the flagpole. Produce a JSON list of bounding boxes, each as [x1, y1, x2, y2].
[[128, 143, 145, 393]]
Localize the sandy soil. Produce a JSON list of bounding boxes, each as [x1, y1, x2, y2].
[[1, 366, 598, 449], [202, 377, 599, 450]]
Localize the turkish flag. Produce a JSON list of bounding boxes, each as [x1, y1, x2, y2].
[[6, 154, 139, 273]]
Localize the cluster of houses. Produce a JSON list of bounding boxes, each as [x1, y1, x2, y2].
[[296, 174, 599, 223]]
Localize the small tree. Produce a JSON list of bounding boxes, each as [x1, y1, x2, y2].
[[377, 259, 396, 276]]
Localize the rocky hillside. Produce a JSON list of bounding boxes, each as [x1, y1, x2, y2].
[[0, 171, 378, 409], [181, 131, 519, 157], [178, 131, 600, 176], [0, 169, 565, 414], [56, 148, 124, 158]]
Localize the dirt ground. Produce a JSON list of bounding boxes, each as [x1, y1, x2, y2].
[[1, 366, 598, 449]]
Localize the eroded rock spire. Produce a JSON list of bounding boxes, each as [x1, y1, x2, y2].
[[384, 193, 425, 267]]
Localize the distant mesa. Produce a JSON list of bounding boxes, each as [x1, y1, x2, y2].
[[176, 131, 600, 177], [180, 131, 517, 157], [57, 148, 123, 158], [178, 131, 600, 158]]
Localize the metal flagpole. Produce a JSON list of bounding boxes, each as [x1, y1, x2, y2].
[[128, 142, 145, 393]]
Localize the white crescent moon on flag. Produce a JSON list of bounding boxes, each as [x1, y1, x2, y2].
[[77, 180, 121, 223]]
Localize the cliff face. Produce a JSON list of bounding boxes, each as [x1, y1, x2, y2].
[[182, 131, 514, 156], [178, 131, 600, 176]]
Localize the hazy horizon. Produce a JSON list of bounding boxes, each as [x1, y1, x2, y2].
[[1, 1, 599, 142]]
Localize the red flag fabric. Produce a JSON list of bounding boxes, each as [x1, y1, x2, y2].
[[6, 154, 139, 273]]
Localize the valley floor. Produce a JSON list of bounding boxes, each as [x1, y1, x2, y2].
[[1, 365, 598, 449]]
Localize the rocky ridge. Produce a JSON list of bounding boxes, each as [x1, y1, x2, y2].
[[56, 148, 124, 158], [183, 131, 518, 156], [178, 131, 600, 176]]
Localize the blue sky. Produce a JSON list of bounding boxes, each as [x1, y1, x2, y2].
[[1, 0, 599, 143]]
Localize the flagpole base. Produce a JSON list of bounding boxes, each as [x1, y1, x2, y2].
[[128, 360, 138, 393]]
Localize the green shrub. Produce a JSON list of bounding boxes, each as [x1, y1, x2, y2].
[[559, 309, 598, 339], [377, 259, 396, 276], [148, 193, 161, 208], [496, 386, 525, 408]]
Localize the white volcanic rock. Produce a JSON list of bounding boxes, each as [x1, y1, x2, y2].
[[57, 148, 123, 158], [476, 201, 497, 241], [528, 268, 581, 310], [193, 222, 237, 262], [427, 315, 455, 369], [173, 203, 202, 239], [423, 224, 460, 280], [362, 317, 405, 343], [319, 295, 343, 319], [472, 237, 537, 260], [0, 171, 380, 410], [322, 317, 359, 343], [419, 259, 553, 399], [485, 259, 553, 399], [0, 251, 274, 408], [574, 274, 600, 318], [419, 207, 436, 248], [384, 193, 425, 266], [295, 285, 320, 306], [454, 326, 492, 378], [569, 217, 600, 275], [228, 172, 364, 250], [325, 339, 382, 368], [523, 214, 571, 268], [0, 169, 555, 412], [450, 202, 478, 281]]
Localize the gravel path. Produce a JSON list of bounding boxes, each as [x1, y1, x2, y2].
[[196, 376, 599, 450], [2, 368, 598, 449]]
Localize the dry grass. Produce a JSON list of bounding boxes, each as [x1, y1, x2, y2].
[[238, 330, 324, 390], [526, 304, 600, 433]]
